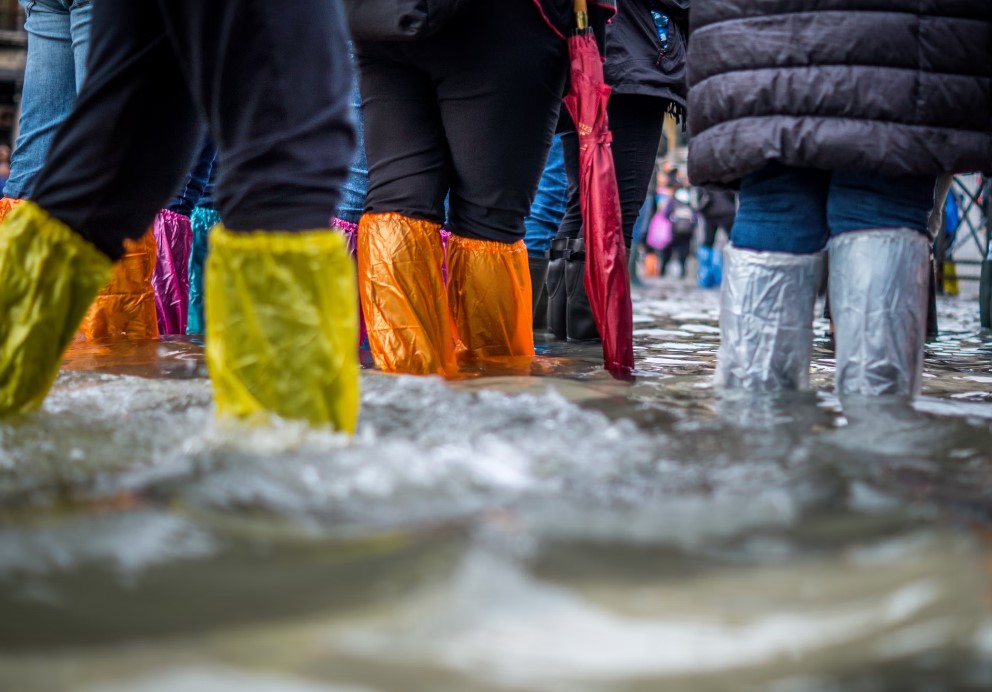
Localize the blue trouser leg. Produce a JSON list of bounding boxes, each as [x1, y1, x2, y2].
[[730, 164, 830, 254], [523, 134, 567, 259]]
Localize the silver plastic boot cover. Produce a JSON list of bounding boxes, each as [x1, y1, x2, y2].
[[716, 245, 824, 391], [829, 229, 930, 397]]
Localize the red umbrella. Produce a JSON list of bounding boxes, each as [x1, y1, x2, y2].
[[563, 0, 633, 380]]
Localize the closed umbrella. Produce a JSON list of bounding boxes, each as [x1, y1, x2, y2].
[[563, 0, 633, 379]]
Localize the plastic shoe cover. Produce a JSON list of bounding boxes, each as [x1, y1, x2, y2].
[[0, 197, 23, 223], [205, 226, 359, 431], [357, 212, 455, 376], [152, 209, 193, 336], [78, 230, 159, 340], [715, 244, 823, 391], [187, 206, 221, 336], [0, 201, 112, 417], [332, 217, 368, 349], [447, 235, 535, 366], [712, 247, 723, 286], [829, 229, 930, 397]]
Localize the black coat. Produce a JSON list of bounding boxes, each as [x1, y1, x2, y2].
[[533, 0, 616, 39], [604, 0, 689, 113], [686, 0, 992, 186]]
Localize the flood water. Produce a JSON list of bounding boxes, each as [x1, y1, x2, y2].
[[1, 280, 991, 692]]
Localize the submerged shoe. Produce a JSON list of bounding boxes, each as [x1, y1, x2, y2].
[[829, 229, 930, 397], [78, 230, 159, 340], [205, 226, 359, 431], [357, 212, 455, 376], [187, 206, 221, 336], [547, 238, 568, 340], [152, 209, 193, 336], [446, 234, 534, 366], [528, 255, 550, 331], [716, 244, 824, 391], [0, 201, 112, 417]]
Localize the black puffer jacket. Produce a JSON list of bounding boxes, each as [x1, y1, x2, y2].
[[604, 0, 689, 114], [687, 1, 992, 186]]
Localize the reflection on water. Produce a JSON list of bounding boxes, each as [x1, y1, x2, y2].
[[1, 283, 991, 691]]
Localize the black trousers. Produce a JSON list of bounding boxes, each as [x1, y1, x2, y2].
[[355, 0, 567, 244], [557, 94, 668, 248], [32, 0, 355, 260]]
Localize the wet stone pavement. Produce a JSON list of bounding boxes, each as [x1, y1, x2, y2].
[[1, 279, 991, 692]]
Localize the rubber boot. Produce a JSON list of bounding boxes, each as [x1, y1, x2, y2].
[[829, 229, 930, 397], [357, 212, 455, 376], [564, 238, 600, 343], [716, 244, 824, 391], [206, 225, 359, 431], [77, 230, 159, 340], [0, 202, 113, 417], [152, 209, 193, 336], [529, 255, 550, 331], [447, 235, 534, 366], [697, 245, 714, 288], [547, 237, 568, 340]]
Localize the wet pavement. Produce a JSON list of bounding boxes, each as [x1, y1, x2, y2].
[[1, 279, 991, 691]]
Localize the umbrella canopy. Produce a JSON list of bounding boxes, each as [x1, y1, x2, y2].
[[562, 9, 634, 380]]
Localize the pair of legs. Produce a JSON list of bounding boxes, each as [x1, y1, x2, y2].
[[549, 94, 668, 341], [3, 0, 90, 200], [718, 164, 936, 396], [660, 233, 691, 278], [0, 0, 360, 429], [353, 0, 567, 375]]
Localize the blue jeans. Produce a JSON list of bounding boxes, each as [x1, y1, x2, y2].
[[523, 134, 567, 258], [334, 47, 368, 226], [4, 0, 91, 199], [731, 165, 937, 254]]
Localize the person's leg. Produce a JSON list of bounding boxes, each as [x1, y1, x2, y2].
[[3, 0, 76, 200], [157, 0, 359, 429], [353, 42, 455, 376], [827, 171, 937, 396], [717, 165, 828, 391], [433, 0, 567, 365], [68, 0, 91, 91], [547, 122, 581, 340]]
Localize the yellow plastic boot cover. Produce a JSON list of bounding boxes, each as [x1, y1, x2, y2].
[[78, 229, 160, 340], [357, 212, 455, 376], [205, 225, 360, 431], [0, 201, 113, 417], [446, 235, 535, 366]]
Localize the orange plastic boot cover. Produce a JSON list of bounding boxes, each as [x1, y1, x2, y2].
[[357, 212, 455, 376], [77, 230, 160, 340], [446, 235, 535, 366], [0, 198, 23, 223]]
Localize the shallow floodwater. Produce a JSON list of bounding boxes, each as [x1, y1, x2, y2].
[[1, 281, 991, 692]]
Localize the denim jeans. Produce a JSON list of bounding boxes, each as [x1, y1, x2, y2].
[[523, 135, 566, 259], [168, 135, 217, 217], [731, 164, 937, 254], [334, 47, 368, 227], [3, 0, 91, 199]]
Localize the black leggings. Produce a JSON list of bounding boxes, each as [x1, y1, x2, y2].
[[32, 0, 355, 260], [355, 0, 567, 244], [557, 94, 668, 247]]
